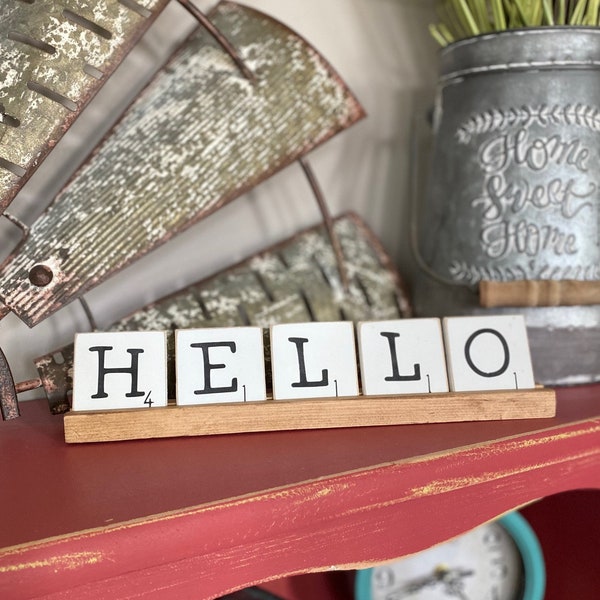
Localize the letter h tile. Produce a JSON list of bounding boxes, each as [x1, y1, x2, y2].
[[72, 331, 168, 411]]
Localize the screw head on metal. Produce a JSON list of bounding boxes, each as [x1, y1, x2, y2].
[[29, 264, 53, 287]]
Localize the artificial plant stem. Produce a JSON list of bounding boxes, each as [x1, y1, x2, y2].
[[571, 0, 589, 24], [586, 0, 600, 24], [502, 0, 520, 28], [532, 0, 544, 23], [440, 1, 465, 39], [491, 0, 508, 28], [437, 2, 456, 39], [557, 0, 567, 23], [456, 0, 481, 36], [429, 24, 450, 46], [543, 0, 556, 23], [471, 0, 492, 31], [513, 0, 534, 25], [430, 0, 600, 46], [445, 2, 469, 38], [437, 22, 456, 43]]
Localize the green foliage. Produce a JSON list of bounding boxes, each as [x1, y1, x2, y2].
[[430, 0, 600, 46]]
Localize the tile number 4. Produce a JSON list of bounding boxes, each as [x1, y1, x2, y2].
[[73, 331, 168, 411]]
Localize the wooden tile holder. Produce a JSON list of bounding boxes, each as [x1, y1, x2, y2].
[[63, 387, 556, 443]]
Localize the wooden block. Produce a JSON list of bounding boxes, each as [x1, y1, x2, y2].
[[480, 279, 600, 307], [63, 388, 557, 443], [443, 315, 535, 392], [175, 327, 266, 405], [72, 331, 168, 411], [357, 319, 449, 395], [270, 322, 359, 400]]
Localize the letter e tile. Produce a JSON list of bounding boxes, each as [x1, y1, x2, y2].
[[358, 319, 448, 395], [72, 331, 168, 411], [443, 315, 535, 391], [270, 322, 359, 400], [176, 327, 266, 405]]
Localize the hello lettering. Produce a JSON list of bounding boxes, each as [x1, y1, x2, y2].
[[71, 316, 536, 412]]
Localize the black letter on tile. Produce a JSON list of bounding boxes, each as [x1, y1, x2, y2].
[[89, 346, 145, 399], [380, 332, 421, 381], [464, 328, 510, 377], [191, 341, 238, 395], [288, 337, 329, 388]]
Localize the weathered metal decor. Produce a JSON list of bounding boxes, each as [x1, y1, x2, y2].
[[31, 213, 411, 414], [0, 348, 19, 420], [0, 1, 365, 327], [413, 27, 600, 385], [0, 0, 171, 213]]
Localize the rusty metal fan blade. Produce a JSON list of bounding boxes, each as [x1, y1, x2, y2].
[[0, 1, 365, 328], [0, 347, 20, 420], [0, 0, 171, 213], [34, 213, 411, 413]]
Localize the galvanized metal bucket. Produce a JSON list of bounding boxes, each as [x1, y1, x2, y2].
[[413, 27, 600, 385]]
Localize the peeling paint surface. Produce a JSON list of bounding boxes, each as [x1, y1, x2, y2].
[[0, 0, 170, 211], [0, 550, 107, 573], [0, 2, 365, 327], [409, 448, 600, 499]]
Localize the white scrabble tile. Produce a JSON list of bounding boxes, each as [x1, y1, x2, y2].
[[443, 315, 535, 391], [73, 331, 168, 411], [270, 321, 359, 400], [176, 327, 266, 405], [357, 319, 449, 395]]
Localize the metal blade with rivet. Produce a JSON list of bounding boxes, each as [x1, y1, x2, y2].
[[0, 1, 365, 328], [26, 213, 411, 415]]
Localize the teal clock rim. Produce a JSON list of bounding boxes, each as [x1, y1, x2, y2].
[[354, 511, 545, 600]]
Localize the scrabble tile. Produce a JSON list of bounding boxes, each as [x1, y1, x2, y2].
[[270, 321, 359, 400], [73, 331, 168, 411], [357, 319, 449, 395], [443, 315, 535, 391], [176, 327, 266, 405]]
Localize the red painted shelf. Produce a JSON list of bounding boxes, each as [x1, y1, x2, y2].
[[1, 384, 599, 599]]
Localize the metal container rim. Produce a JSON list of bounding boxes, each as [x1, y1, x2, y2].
[[439, 26, 600, 83], [440, 25, 600, 54]]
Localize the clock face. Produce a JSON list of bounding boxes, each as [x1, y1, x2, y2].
[[360, 520, 525, 600]]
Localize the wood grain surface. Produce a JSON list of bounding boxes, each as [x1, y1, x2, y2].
[[480, 279, 600, 307], [63, 388, 557, 443]]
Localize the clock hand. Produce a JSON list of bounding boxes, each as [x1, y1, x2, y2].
[[384, 565, 474, 599], [384, 573, 440, 598], [439, 567, 475, 600]]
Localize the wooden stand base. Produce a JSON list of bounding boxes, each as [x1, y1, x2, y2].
[[64, 388, 556, 443]]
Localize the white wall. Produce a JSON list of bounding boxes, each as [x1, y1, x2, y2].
[[0, 0, 439, 396]]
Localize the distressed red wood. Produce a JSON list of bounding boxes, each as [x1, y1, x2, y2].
[[0, 385, 598, 599], [264, 489, 600, 600]]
